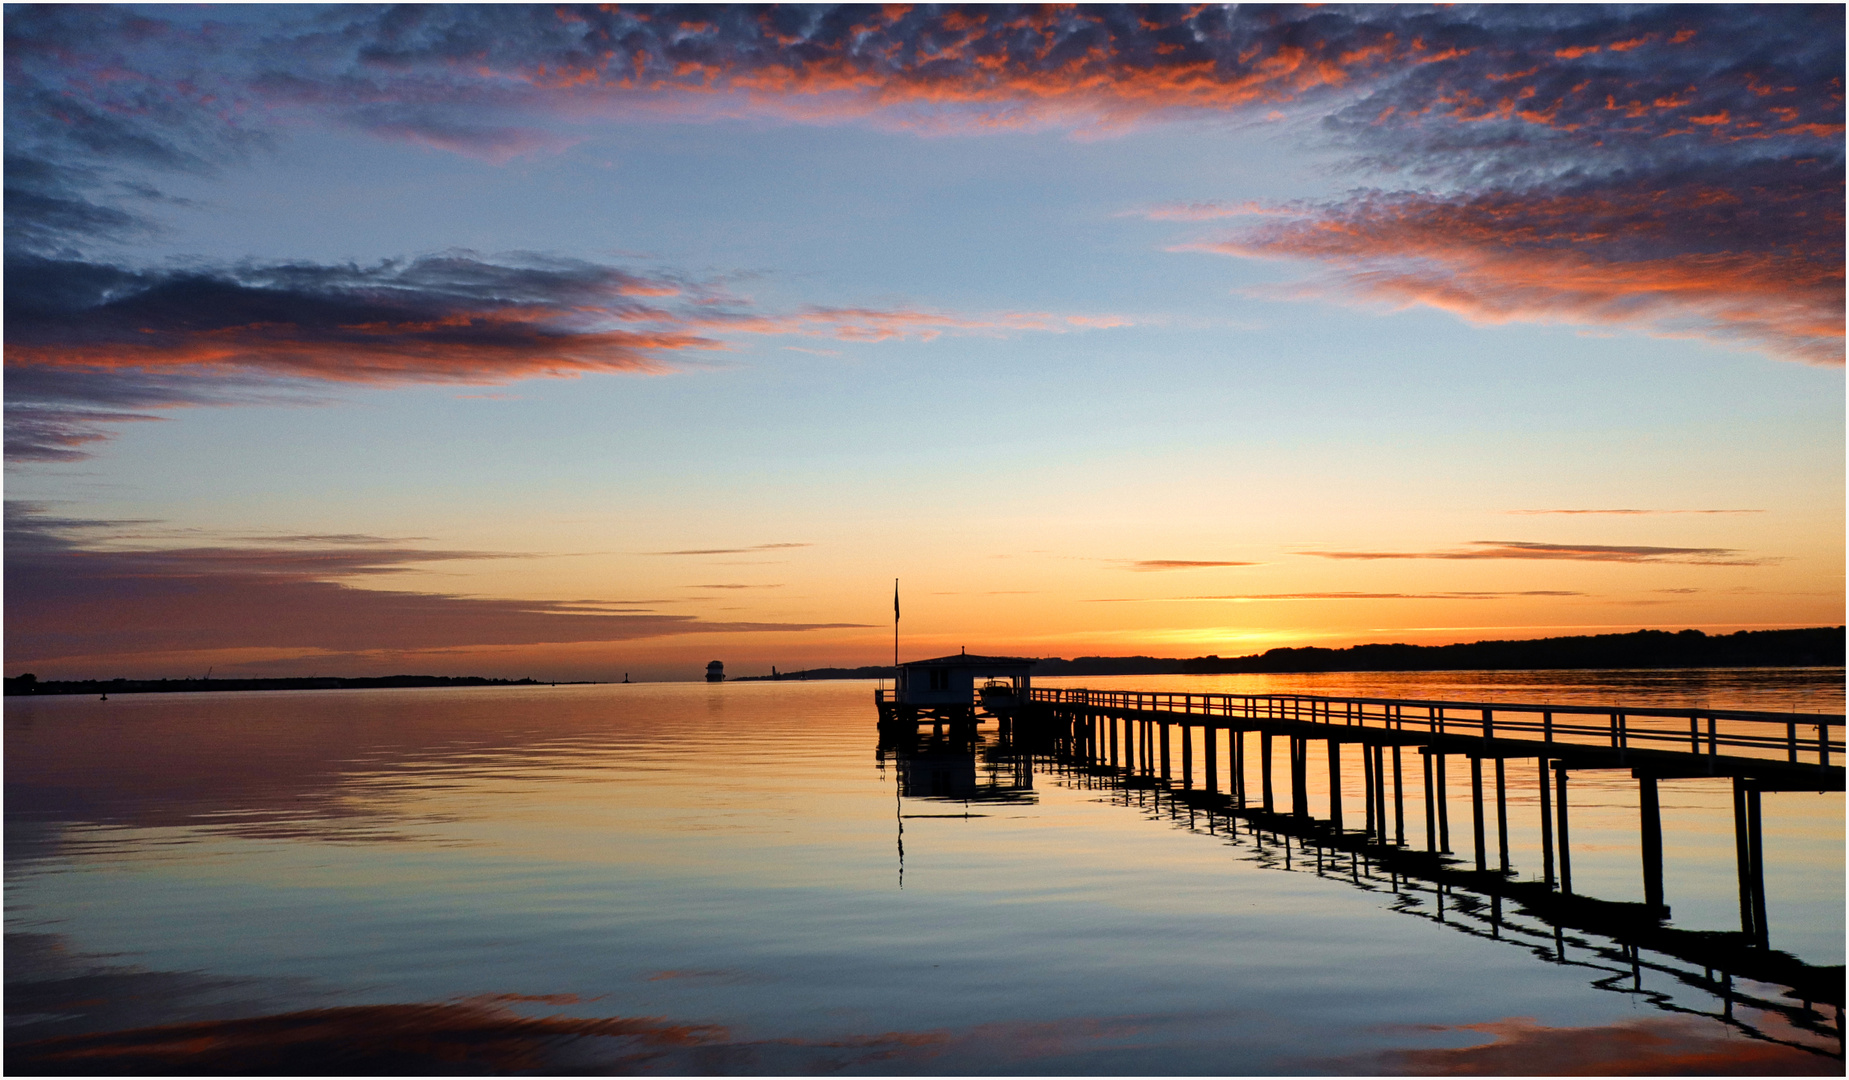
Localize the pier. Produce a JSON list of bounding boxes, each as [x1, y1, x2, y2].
[[1019, 687, 1841, 948], [876, 686, 1847, 1061]]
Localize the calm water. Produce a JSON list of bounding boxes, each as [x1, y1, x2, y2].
[[6, 669, 1843, 1074]]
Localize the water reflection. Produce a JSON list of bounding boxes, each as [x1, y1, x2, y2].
[[1317, 1014, 1838, 1075], [7, 678, 1842, 1075], [878, 727, 1037, 805]]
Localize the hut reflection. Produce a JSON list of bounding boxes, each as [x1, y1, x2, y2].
[[877, 727, 1038, 806]]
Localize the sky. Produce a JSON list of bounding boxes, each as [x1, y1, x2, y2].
[[4, 3, 1843, 682]]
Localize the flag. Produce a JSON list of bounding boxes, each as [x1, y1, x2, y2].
[[893, 579, 900, 622]]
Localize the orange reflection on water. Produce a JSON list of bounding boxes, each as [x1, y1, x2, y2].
[[9, 998, 723, 1076], [1330, 1014, 1839, 1075]]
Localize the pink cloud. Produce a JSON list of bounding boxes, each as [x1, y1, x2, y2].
[[1188, 176, 1843, 365]]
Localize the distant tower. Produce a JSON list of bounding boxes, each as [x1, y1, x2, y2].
[[706, 660, 725, 683]]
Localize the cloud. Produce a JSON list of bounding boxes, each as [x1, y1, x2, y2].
[[648, 544, 811, 556], [1319, 7, 1845, 186], [341, 110, 584, 163], [1507, 508, 1764, 515], [6, 252, 712, 382], [6, 5, 1839, 377], [224, 6, 1422, 137], [1301, 540, 1767, 566], [15, 7, 1836, 156], [1124, 560, 1259, 572], [1189, 161, 1844, 365], [3, 504, 862, 666], [5, 252, 1116, 460], [1129, 200, 1285, 221], [689, 584, 784, 590], [4, 404, 169, 463], [1088, 591, 1584, 602], [686, 306, 1129, 342]]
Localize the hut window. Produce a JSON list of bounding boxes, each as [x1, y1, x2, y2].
[[929, 669, 950, 691]]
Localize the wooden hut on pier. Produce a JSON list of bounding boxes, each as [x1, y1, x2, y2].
[[876, 650, 1035, 726]]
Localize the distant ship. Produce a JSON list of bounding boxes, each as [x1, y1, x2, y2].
[[705, 660, 725, 683]]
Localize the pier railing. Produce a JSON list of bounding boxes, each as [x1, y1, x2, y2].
[[1028, 688, 1842, 769]]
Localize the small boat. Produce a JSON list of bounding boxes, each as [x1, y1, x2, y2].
[[978, 678, 1019, 716]]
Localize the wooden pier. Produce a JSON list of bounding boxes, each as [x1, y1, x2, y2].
[[875, 700, 1846, 1059], [1019, 687, 1841, 952]]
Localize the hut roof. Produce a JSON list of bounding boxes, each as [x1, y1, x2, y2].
[[899, 654, 1035, 669]]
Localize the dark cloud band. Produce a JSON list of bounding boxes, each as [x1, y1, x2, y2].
[[1301, 540, 1768, 566], [4, 504, 862, 664]]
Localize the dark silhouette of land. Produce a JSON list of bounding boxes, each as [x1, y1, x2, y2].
[[3, 674, 560, 697], [8, 628, 1837, 695], [737, 655, 1181, 681], [1180, 626, 1843, 674], [736, 627, 1844, 682]]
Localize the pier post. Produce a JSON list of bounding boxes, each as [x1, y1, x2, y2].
[[1639, 773, 1664, 914], [1287, 737, 1299, 816], [1555, 764, 1573, 895], [1538, 757, 1555, 887], [1181, 721, 1192, 787], [1392, 745, 1404, 846], [1160, 721, 1171, 781], [1436, 754, 1451, 853], [1205, 723, 1218, 796], [1495, 757, 1510, 874], [1292, 738, 1309, 818], [1374, 743, 1388, 843], [1363, 737, 1376, 837], [1233, 728, 1246, 807], [1747, 784, 1768, 948], [1328, 739, 1343, 831], [1109, 713, 1118, 769], [1732, 778, 1754, 939], [1471, 756, 1487, 872], [1423, 749, 1437, 853], [1261, 733, 1274, 813]]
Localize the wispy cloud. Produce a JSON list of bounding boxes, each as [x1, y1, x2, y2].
[[1506, 508, 1764, 516], [688, 584, 784, 590], [1122, 559, 1259, 572], [1187, 163, 1843, 366], [1300, 540, 1767, 566], [1128, 200, 1285, 222], [1089, 590, 1584, 603], [647, 544, 811, 556], [3, 504, 859, 665], [4, 252, 1121, 461]]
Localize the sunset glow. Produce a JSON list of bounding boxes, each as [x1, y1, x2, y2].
[[5, 4, 1842, 681]]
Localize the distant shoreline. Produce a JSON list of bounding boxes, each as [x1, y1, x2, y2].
[[737, 627, 1845, 682], [8, 627, 1840, 696], [2, 674, 601, 697]]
